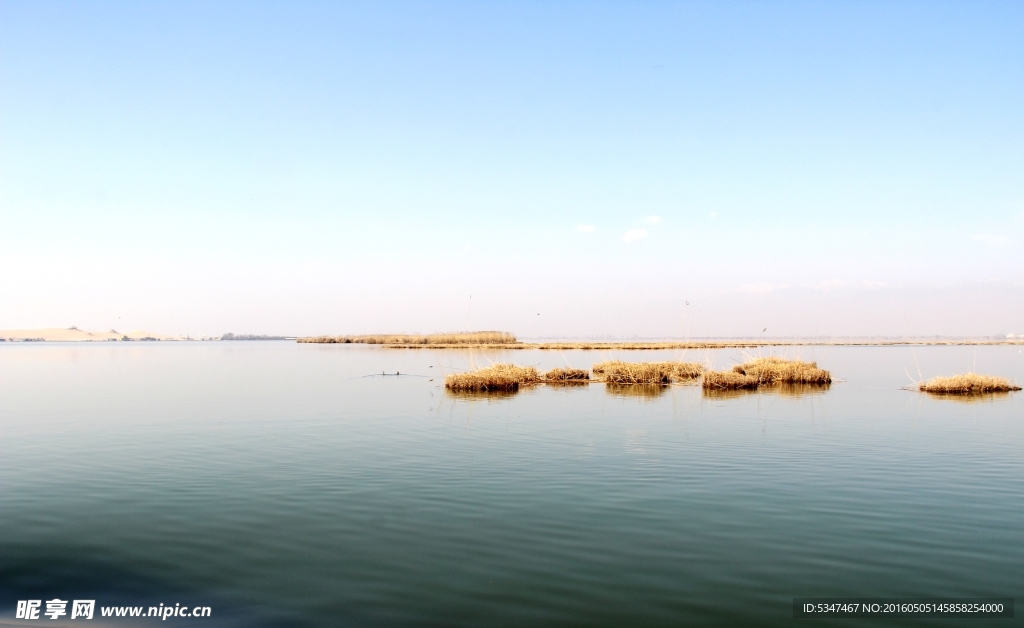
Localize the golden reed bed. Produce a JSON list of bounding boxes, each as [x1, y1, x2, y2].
[[702, 371, 760, 390], [446, 360, 704, 392], [444, 364, 593, 391], [446, 358, 830, 392], [444, 364, 541, 392], [592, 361, 704, 384], [918, 373, 1021, 395], [703, 357, 831, 390], [732, 357, 832, 384], [544, 367, 590, 381]]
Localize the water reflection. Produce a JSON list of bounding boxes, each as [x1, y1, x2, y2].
[[443, 388, 521, 402], [445, 382, 592, 401], [3, 343, 1023, 628], [545, 380, 590, 388], [921, 390, 1018, 404], [605, 384, 667, 400], [702, 383, 831, 400]]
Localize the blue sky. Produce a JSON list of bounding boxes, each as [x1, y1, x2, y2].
[[2, 1, 1022, 337]]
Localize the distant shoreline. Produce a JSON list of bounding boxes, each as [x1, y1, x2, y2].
[[0, 328, 180, 342], [298, 336, 1024, 349], [297, 331, 1024, 349], [374, 340, 1024, 349], [4, 328, 1021, 348], [0, 328, 295, 342]]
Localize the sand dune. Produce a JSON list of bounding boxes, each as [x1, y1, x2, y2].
[[0, 328, 181, 341]]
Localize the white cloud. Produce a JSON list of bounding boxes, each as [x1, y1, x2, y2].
[[643, 215, 662, 225], [862, 280, 886, 288], [708, 211, 718, 219], [622, 228, 648, 243], [973, 234, 1007, 245], [576, 224, 596, 234]]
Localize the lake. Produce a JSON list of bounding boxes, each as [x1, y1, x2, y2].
[[2, 342, 1022, 626]]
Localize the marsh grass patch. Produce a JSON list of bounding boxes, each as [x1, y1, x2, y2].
[[592, 361, 705, 385], [703, 357, 832, 391], [731, 357, 831, 384], [544, 367, 590, 382], [702, 370, 760, 390], [444, 364, 541, 392], [919, 373, 1021, 395]]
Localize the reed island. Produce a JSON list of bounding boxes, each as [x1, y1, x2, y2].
[[918, 374, 1021, 395], [442, 357, 834, 394]]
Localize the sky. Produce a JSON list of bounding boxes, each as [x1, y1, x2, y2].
[[1, 1, 1022, 338]]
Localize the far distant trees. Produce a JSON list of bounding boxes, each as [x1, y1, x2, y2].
[[220, 333, 287, 340]]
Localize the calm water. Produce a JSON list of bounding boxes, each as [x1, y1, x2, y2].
[[2, 343, 1022, 626]]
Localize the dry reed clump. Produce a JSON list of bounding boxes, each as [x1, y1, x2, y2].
[[444, 364, 540, 392], [297, 336, 350, 344], [544, 367, 590, 382], [666, 362, 706, 380], [593, 361, 670, 384], [702, 370, 760, 390], [592, 361, 704, 384], [299, 331, 517, 345], [731, 357, 831, 384], [919, 373, 1021, 395], [704, 357, 830, 390]]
